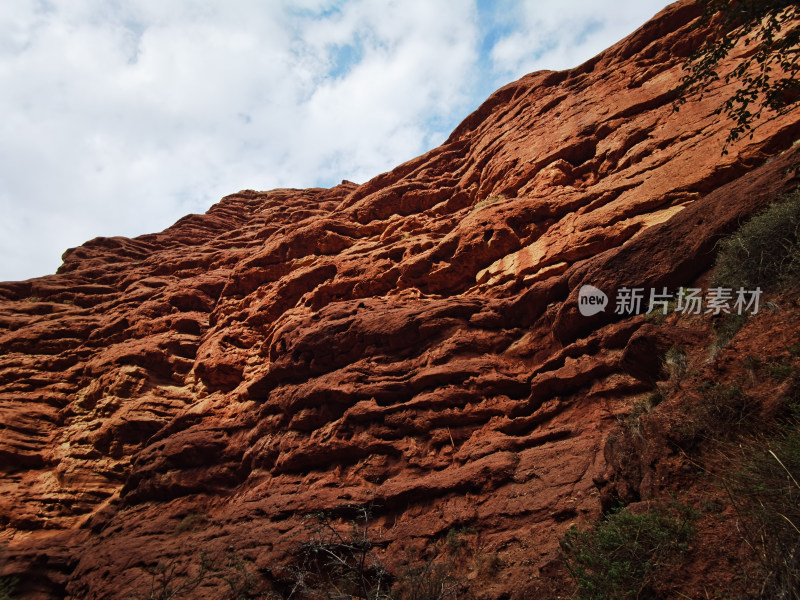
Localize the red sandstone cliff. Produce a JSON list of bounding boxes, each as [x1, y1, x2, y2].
[[2, 1, 800, 598]]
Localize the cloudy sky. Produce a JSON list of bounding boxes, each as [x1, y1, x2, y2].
[[0, 0, 673, 282]]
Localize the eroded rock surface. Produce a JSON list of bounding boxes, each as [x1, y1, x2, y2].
[[2, 1, 800, 597]]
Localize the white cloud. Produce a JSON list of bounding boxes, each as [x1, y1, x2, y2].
[[490, 0, 672, 80], [0, 0, 671, 282]]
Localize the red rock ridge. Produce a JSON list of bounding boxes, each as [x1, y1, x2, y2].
[[1, 1, 800, 597]]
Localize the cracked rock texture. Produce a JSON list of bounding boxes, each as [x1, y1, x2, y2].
[[2, 1, 800, 598]]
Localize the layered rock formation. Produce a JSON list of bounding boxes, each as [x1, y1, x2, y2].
[[2, 1, 800, 597]]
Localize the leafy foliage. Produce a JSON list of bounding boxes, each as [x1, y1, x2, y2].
[[0, 576, 15, 600], [696, 382, 758, 429], [560, 504, 696, 600], [711, 313, 748, 350], [675, 0, 800, 152], [712, 190, 800, 290]]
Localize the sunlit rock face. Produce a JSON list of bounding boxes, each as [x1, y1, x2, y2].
[[2, 1, 800, 597]]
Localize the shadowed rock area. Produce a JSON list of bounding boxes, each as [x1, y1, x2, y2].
[[2, 1, 800, 598]]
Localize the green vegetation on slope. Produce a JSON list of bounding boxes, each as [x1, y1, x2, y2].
[[713, 190, 800, 290]]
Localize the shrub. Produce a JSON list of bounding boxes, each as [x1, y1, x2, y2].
[[0, 576, 15, 600], [712, 191, 800, 290], [174, 512, 208, 534], [220, 551, 260, 600], [768, 361, 794, 381], [675, 382, 760, 451], [135, 547, 262, 600], [696, 382, 758, 430], [663, 346, 688, 382], [725, 427, 800, 598], [293, 507, 393, 600], [139, 552, 214, 600], [283, 508, 470, 600], [392, 560, 461, 600], [472, 194, 505, 212], [622, 391, 663, 437], [560, 503, 696, 600], [0, 543, 17, 600], [709, 314, 748, 358], [444, 526, 474, 554]]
